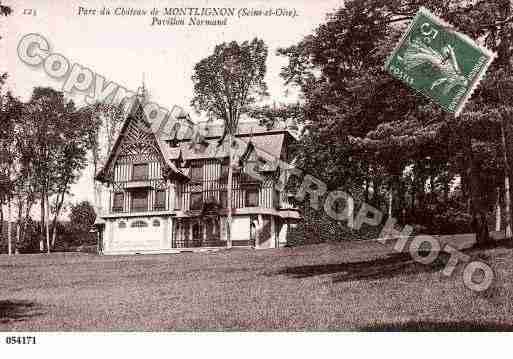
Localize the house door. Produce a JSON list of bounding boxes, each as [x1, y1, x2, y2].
[[205, 218, 221, 246], [192, 220, 202, 247]]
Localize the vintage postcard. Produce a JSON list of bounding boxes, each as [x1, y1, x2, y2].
[[1, 0, 513, 355]]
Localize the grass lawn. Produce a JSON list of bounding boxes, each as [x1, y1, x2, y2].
[[1, 238, 513, 331]]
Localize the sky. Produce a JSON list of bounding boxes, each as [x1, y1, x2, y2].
[[1, 0, 343, 212]]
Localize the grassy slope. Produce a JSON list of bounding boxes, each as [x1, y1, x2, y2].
[[1, 239, 512, 331]]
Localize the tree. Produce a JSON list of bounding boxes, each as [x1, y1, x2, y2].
[[12, 111, 39, 253], [68, 201, 97, 246], [0, 1, 12, 253], [0, 93, 20, 255], [23, 87, 98, 252], [278, 0, 513, 243], [191, 38, 268, 248], [0, 1, 11, 87], [82, 101, 124, 218]]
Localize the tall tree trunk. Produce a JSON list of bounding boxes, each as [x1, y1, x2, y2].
[[0, 205, 3, 252], [15, 220, 21, 255], [226, 134, 233, 249], [40, 192, 45, 252], [443, 173, 451, 202], [460, 172, 471, 213], [411, 173, 417, 213], [398, 178, 406, 223], [501, 117, 512, 238], [45, 193, 50, 253], [50, 190, 66, 248], [7, 197, 12, 256], [467, 138, 490, 244], [371, 176, 382, 207], [364, 179, 370, 203], [388, 189, 393, 218], [92, 142, 104, 217], [15, 196, 23, 255], [51, 223, 58, 249], [496, 187, 502, 232], [22, 197, 33, 249]]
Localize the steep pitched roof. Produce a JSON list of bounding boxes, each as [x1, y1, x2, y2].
[[95, 100, 188, 182], [161, 118, 293, 169], [162, 118, 297, 142], [165, 133, 284, 161], [96, 102, 295, 182]]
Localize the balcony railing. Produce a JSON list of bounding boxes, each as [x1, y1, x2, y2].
[[279, 191, 297, 209]]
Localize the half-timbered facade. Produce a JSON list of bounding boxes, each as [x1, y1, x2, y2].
[[95, 100, 301, 255]]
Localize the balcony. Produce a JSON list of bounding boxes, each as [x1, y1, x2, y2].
[[279, 191, 297, 210], [125, 180, 154, 190]]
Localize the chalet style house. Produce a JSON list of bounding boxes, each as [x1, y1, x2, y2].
[[94, 99, 301, 255]]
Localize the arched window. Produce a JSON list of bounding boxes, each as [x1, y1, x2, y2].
[[152, 219, 161, 227], [119, 221, 126, 229], [131, 220, 148, 228]]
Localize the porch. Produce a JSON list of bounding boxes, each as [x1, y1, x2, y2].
[[172, 216, 255, 249]]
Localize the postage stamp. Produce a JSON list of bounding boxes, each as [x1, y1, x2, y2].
[[385, 6, 496, 116]]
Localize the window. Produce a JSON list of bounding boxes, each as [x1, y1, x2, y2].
[[242, 161, 259, 183], [273, 189, 280, 208], [245, 187, 259, 207], [190, 192, 203, 210], [131, 190, 148, 212], [152, 219, 161, 227], [220, 162, 229, 182], [118, 221, 126, 229], [112, 192, 124, 212], [220, 190, 228, 208], [182, 221, 190, 241], [132, 163, 149, 181], [131, 220, 148, 228], [154, 189, 166, 210], [190, 163, 203, 182]]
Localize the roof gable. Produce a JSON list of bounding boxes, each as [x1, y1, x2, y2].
[[96, 101, 187, 182]]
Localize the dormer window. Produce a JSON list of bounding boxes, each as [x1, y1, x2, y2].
[[132, 163, 149, 181]]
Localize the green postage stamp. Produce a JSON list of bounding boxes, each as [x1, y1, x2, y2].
[[385, 7, 496, 116]]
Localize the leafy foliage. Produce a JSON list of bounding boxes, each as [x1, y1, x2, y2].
[[191, 38, 268, 138], [278, 0, 513, 240]]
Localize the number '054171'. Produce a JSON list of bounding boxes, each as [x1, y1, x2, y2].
[[5, 336, 37, 344]]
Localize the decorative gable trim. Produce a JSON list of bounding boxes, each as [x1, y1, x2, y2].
[[95, 100, 188, 183]]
